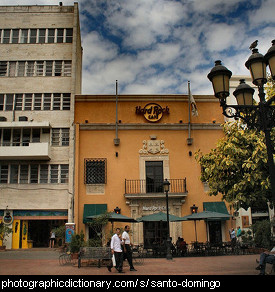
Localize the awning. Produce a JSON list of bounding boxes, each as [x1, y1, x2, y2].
[[83, 204, 107, 223], [203, 201, 230, 221]]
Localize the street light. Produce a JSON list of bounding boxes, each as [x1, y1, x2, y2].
[[163, 179, 172, 260], [207, 40, 275, 203]]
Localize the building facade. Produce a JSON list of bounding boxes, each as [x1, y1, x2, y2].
[[74, 94, 233, 247], [0, 3, 82, 249]]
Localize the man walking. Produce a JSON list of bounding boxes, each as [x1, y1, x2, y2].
[[107, 228, 124, 273], [122, 225, 137, 271]]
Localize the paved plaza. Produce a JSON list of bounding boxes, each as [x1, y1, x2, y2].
[[0, 248, 263, 275]]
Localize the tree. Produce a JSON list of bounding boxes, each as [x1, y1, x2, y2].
[[195, 122, 273, 208]]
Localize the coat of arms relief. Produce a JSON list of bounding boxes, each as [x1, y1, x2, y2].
[[139, 140, 169, 154]]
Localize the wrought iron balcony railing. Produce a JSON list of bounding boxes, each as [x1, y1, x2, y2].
[[125, 178, 187, 195]]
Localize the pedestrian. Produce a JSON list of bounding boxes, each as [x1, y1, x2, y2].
[[107, 228, 124, 273], [236, 226, 242, 242], [230, 228, 236, 248], [49, 229, 55, 248], [256, 246, 275, 275], [122, 225, 137, 271]]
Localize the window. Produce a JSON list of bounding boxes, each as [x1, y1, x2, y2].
[[20, 29, 28, 43], [51, 128, 69, 146], [3, 30, 10, 43], [30, 164, 38, 183], [9, 61, 16, 77], [17, 61, 26, 77], [36, 61, 44, 76], [34, 94, 42, 110], [40, 165, 49, 183], [0, 94, 4, 110], [53, 94, 61, 110], [85, 159, 107, 184], [57, 29, 64, 43], [45, 61, 53, 76], [0, 165, 8, 183], [62, 94, 70, 110], [2, 129, 11, 146], [145, 161, 163, 193], [22, 128, 31, 146], [19, 164, 29, 183], [61, 128, 70, 146], [10, 165, 18, 184], [43, 93, 51, 110], [38, 29, 46, 43], [30, 29, 37, 44], [15, 94, 23, 110], [48, 29, 55, 43], [0, 62, 7, 76], [54, 61, 62, 76], [32, 129, 40, 143], [66, 28, 73, 43], [26, 61, 35, 76], [12, 29, 19, 44], [5, 94, 14, 111], [60, 164, 69, 183], [24, 94, 33, 110], [63, 61, 72, 76], [12, 129, 21, 146], [50, 165, 59, 183]]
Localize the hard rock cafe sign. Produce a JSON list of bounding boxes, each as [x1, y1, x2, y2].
[[135, 103, 169, 122]]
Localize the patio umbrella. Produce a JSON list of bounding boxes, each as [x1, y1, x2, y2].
[[136, 211, 186, 222], [180, 211, 232, 242]]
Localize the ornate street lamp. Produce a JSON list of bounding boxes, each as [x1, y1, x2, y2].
[[163, 179, 172, 260], [207, 40, 275, 203]]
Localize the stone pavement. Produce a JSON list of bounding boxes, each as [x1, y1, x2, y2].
[[0, 248, 262, 275]]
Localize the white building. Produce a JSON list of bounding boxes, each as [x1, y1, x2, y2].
[[0, 3, 82, 249]]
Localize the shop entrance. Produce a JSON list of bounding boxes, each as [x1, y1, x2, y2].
[[28, 220, 65, 247], [208, 221, 222, 244], [143, 221, 168, 249]]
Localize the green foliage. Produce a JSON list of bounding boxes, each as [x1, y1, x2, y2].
[[69, 230, 85, 253], [86, 212, 110, 246], [252, 220, 272, 249], [195, 122, 273, 207]]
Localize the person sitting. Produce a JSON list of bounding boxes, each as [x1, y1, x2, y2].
[[256, 246, 275, 275]]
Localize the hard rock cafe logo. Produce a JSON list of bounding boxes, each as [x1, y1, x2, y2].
[[135, 103, 169, 122]]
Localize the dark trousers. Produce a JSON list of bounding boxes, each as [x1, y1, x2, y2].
[[108, 252, 123, 272], [124, 244, 134, 269], [259, 253, 275, 275]]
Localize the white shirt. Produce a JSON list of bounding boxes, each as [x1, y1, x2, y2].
[[122, 231, 130, 244], [110, 234, 122, 252]]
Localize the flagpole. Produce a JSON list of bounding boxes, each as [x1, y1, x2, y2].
[[187, 81, 193, 145], [114, 80, 120, 146]]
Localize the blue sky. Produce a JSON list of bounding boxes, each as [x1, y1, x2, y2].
[[1, 0, 275, 95]]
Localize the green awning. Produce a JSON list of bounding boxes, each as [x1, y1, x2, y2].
[[83, 204, 107, 224], [203, 201, 230, 220]]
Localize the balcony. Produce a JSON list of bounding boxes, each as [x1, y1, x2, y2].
[[0, 142, 50, 160], [124, 178, 188, 200]]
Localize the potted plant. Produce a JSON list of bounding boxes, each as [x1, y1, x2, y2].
[[69, 231, 85, 259], [0, 222, 12, 250]]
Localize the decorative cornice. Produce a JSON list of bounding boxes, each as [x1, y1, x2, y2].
[[79, 123, 222, 131]]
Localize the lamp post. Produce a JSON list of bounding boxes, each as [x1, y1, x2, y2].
[[163, 179, 172, 260], [207, 40, 275, 203]]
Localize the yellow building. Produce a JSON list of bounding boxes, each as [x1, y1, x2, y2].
[[74, 93, 234, 248]]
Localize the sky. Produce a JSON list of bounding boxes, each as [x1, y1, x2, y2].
[[0, 0, 274, 95]]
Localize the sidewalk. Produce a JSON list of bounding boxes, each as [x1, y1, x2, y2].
[[0, 248, 261, 275]]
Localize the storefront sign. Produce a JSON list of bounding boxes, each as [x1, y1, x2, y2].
[[136, 103, 169, 122], [142, 206, 166, 211]]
